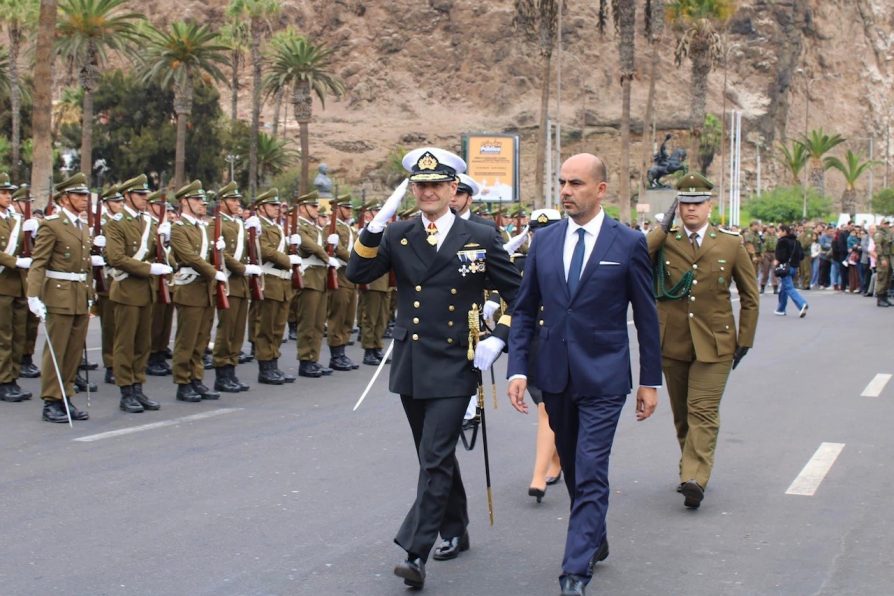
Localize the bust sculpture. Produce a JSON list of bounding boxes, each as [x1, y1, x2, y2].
[[314, 163, 333, 198]]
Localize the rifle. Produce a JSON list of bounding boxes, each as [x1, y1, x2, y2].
[[326, 197, 339, 291], [212, 201, 230, 310], [22, 186, 32, 257], [247, 206, 264, 300], [289, 202, 304, 289], [155, 197, 171, 304], [494, 207, 504, 231], [91, 195, 107, 293]]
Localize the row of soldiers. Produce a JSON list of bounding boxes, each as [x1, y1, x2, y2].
[[0, 171, 415, 422]]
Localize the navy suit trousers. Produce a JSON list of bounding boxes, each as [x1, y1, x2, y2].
[[543, 391, 627, 579]]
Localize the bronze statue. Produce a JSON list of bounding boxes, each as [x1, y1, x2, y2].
[[648, 134, 687, 189]]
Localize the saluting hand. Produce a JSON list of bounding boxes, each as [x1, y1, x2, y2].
[[507, 377, 528, 414], [635, 386, 658, 421]]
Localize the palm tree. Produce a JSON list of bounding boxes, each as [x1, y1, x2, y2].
[[667, 0, 735, 171], [0, 0, 38, 180], [799, 128, 845, 196], [56, 0, 144, 184], [825, 150, 879, 216], [142, 21, 229, 188], [264, 36, 344, 195], [256, 132, 298, 185], [52, 86, 84, 139], [30, 0, 57, 206], [266, 28, 302, 138], [219, 19, 249, 125], [776, 140, 809, 185], [228, 0, 280, 200]]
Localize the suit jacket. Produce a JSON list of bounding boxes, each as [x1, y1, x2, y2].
[[347, 216, 521, 398], [26, 212, 93, 315], [105, 211, 158, 307], [508, 216, 662, 397], [0, 212, 26, 297], [170, 218, 215, 307], [647, 225, 759, 362]]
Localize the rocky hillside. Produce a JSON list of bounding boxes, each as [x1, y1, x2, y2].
[[141, 0, 894, 208]]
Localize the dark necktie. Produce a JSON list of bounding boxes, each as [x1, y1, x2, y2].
[[690, 231, 699, 257], [567, 228, 586, 295]]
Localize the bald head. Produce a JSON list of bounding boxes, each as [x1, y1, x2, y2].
[[558, 153, 609, 225], [564, 153, 607, 184]]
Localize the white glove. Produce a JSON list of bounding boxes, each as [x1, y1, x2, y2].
[[244, 215, 261, 232], [149, 263, 172, 276], [288, 255, 302, 266], [368, 178, 408, 233], [482, 299, 501, 320], [27, 296, 46, 321], [22, 218, 38, 233], [327, 233, 339, 246], [15, 257, 32, 269], [243, 264, 262, 276], [93, 234, 106, 248], [215, 236, 226, 251], [503, 226, 529, 254], [157, 221, 171, 240], [215, 270, 227, 283], [289, 233, 302, 246], [91, 255, 106, 267], [473, 336, 505, 371], [328, 256, 341, 269]]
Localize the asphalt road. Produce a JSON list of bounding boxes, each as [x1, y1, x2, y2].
[[2, 287, 893, 595]]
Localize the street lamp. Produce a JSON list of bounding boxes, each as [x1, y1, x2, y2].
[[225, 153, 240, 183]]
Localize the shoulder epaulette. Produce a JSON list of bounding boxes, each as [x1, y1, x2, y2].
[[175, 220, 184, 226], [112, 213, 124, 221], [718, 227, 740, 236], [45, 214, 60, 221]]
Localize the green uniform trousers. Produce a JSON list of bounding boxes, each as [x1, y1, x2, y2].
[[799, 257, 811, 289], [25, 311, 39, 357], [213, 295, 248, 368], [360, 290, 388, 350], [296, 288, 327, 362], [96, 295, 116, 369], [40, 312, 90, 401], [113, 302, 153, 386], [0, 295, 26, 382], [255, 297, 289, 362], [326, 286, 356, 348], [877, 256, 890, 296], [663, 357, 733, 488], [172, 305, 214, 385]]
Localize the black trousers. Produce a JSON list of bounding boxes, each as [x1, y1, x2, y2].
[[395, 395, 469, 561]]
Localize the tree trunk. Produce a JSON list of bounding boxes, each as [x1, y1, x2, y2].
[[299, 121, 309, 196], [80, 88, 94, 181], [8, 24, 22, 181], [535, 50, 552, 209], [293, 81, 313, 196], [640, 41, 660, 197], [689, 37, 712, 172], [30, 0, 57, 209], [230, 48, 239, 124], [271, 87, 284, 138], [809, 159, 824, 196], [841, 188, 856, 217], [248, 19, 263, 200], [617, 0, 635, 224], [173, 79, 193, 190]]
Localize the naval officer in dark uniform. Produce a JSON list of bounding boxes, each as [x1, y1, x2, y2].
[[347, 147, 521, 590]]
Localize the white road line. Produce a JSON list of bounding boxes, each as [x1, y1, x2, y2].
[[785, 442, 845, 496], [74, 408, 243, 443], [861, 373, 892, 397]]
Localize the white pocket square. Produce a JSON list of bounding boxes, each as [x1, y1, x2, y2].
[[599, 260, 620, 265]]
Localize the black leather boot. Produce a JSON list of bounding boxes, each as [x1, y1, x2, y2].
[[74, 373, 97, 393], [19, 354, 40, 378], [146, 353, 169, 376], [42, 400, 69, 423], [203, 352, 213, 370], [104, 367, 116, 384], [362, 349, 382, 366], [298, 360, 322, 378], [238, 350, 253, 364], [132, 384, 161, 410], [192, 379, 220, 400], [65, 398, 89, 421], [313, 361, 333, 376], [258, 360, 285, 385], [273, 358, 296, 383], [176, 383, 202, 402], [288, 321, 297, 341], [10, 382, 31, 400], [0, 382, 26, 402], [329, 345, 359, 371], [760, 284, 766, 294], [79, 356, 98, 371], [229, 365, 250, 391], [214, 367, 242, 393], [119, 385, 145, 413]]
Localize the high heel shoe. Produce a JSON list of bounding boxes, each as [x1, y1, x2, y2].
[[545, 471, 562, 486], [528, 486, 546, 504]]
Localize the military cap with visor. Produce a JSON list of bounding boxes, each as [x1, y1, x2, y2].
[[254, 188, 281, 208], [332, 193, 353, 208], [217, 181, 245, 205], [294, 190, 319, 206], [11, 184, 30, 201], [55, 172, 90, 195], [101, 184, 124, 202], [456, 173, 480, 196], [529, 208, 562, 229], [0, 172, 18, 191], [119, 174, 151, 194], [147, 190, 166, 204], [402, 147, 467, 182], [675, 172, 714, 203], [173, 180, 207, 204]]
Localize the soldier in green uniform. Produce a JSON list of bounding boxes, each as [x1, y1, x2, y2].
[[254, 188, 298, 384], [295, 191, 335, 378], [0, 174, 34, 401], [106, 174, 172, 413], [873, 220, 892, 307], [96, 184, 125, 384], [357, 200, 390, 365], [759, 224, 779, 294], [11, 185, 41, 380], [326, 194, 360, 371], [797, 223, 815, 289], [147, 191, 175, 376], [26, 173, 94, 423], [169, 180, 224, 402], [742, 220, 762, 285], [212, 182, 262, 391], [647, 173, 759, 509]]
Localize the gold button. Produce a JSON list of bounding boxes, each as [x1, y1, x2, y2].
[[447, 338, 454, 344], [448, 321, 454, 327], [412, 333, 419, 341], [692, 264, 698, 269], [451, 289, 457, 295], [448, 305, 455, 312], [690, 296, 695, 301], [692, 280, 698, 285], [539, 320, 544, 326], [688, 313, 694, 318], [415, 285, 422, 292], [412, 317, 420, 324]]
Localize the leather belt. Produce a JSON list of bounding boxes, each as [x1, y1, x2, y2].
[[46, 270, 87, 282]]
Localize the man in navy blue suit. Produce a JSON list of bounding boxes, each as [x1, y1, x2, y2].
[[507, 153, 662, 596]]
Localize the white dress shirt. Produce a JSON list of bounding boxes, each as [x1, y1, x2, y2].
[[420, 210, 456, 251], [683, 222, 709, 248], [564, 208, 605, 282]]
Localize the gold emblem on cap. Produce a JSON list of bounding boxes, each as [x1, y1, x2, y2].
[[537, 213, 548, 224], [418, 153, 438, 171]]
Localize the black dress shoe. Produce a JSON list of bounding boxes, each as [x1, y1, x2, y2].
[[119, 386, 144, 413], [11, 382, 32, 400], [104, 367, 116, 384], [528, 486, 546, 504], [560, 574, 586, 596], [0, 383, 26, 402], [546, 471, 563, 486], [79, 357, 99, 371], [74, 374, 97, 393], [19, 354, 40, 378], [432, 530, 470, 561], [66, 398, 89, 421], [681, 480, 704, 509], [132, 384, 161, 410], [393, 557, 425, 589], [176, 383, 202, 402], [192, 380, 220, 400], [362, 349, 382, 366], [587, 539, 609, 574], [42, 400, 70, 423]]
